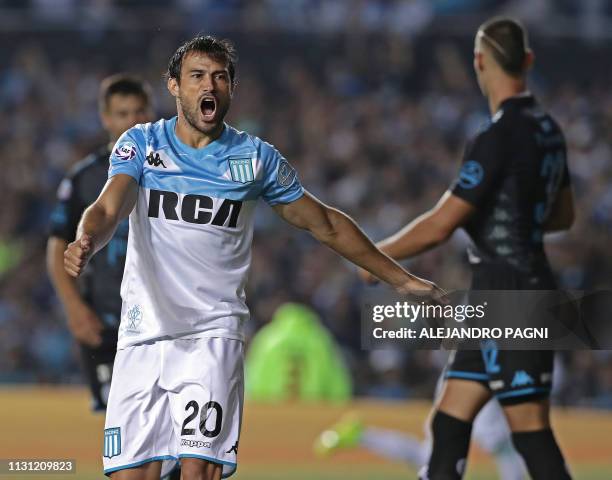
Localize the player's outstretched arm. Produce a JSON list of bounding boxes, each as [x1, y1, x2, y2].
[[376, 191, 475, 262], [64, 174, 138, 277], [273, 191, 443, 297]]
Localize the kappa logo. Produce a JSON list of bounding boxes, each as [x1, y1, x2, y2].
[[144, 149, 181, 172], [511, 370, 534, 388], [104, 427, 121, 458], [181, 439, 211, 449], [226, 441, 238, 454], [146, 152, 167, 168]]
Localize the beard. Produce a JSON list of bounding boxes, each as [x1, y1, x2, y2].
[[177, 94, 228, 136]]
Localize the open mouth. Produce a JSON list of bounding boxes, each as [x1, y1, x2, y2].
[[200, 97, 217, 121]]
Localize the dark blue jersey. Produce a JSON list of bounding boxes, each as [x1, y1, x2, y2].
[[49, 146, 127, 328], [451, 94, 570, 275]]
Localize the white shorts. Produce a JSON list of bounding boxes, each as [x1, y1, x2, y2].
[[103, 336, 244, 478]]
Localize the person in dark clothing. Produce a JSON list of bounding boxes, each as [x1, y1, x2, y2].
[[360, 17, 574, 480], [48, 74, 153, 410]]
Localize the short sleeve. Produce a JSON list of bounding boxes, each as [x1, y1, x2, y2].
[[260, 143, 304, 206], [108, 127, 146, 182], [451, 123, 507, 207], [48, 175, 83, 241]]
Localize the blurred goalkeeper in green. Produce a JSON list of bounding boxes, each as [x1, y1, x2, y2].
[[245, 303, 352, 402]]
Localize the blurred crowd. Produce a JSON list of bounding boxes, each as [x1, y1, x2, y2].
[[0, 2, 611, 408], [3, 0, 612, 38]]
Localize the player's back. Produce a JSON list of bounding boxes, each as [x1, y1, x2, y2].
[[459, 94, 569, 283]]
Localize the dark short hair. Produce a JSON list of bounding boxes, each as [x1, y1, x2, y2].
[[165, 35, 237, 87], [98, 74, 152, 112], [479, 17, 529, 76]]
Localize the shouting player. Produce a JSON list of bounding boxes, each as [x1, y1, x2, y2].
[[63, 36, 443, 480], [360, 17, 573, 480]]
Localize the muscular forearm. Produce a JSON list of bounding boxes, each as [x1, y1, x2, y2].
[[50, 236, 103, 345], [377, 211, 449, 261], [77, 202, 121, 255], [313, 208, 422, 289], [65, 175, 136, 278], [47, 238, 84, 307]]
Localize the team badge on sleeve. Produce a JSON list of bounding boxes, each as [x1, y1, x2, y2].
[[228, 156, 255, 183], [113, 142, 137, 161], [277, 160, 296, 187], [103, 427, 121, 458], [458, 160, 484, 189]]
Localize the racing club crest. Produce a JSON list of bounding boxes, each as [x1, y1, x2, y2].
[[104, 427, 121, 458], [228, 156, 255, 184]]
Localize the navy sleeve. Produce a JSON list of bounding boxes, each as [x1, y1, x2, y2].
[[48, 174, 84, 242], [451, 123, 507, 208]]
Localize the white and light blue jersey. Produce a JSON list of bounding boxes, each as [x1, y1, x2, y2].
[[108, 117, 303, 348]]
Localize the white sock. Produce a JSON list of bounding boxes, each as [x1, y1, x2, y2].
[[471, 400, 527, 480], [493, 441, 528, 480], [360, 427, 430, 467]]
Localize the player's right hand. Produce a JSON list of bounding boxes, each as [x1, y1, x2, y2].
[[66, 301, 103, 347], [64, 234, 93, 278]]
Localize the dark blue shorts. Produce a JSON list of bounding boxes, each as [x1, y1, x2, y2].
[[444, 345, 553, 405]]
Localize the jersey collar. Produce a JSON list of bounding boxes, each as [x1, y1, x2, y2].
[[166, 116, 230, 158], [498, 91, 536, 111]]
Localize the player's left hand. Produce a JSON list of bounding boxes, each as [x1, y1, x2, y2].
[[66, 300, 103, 347]]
